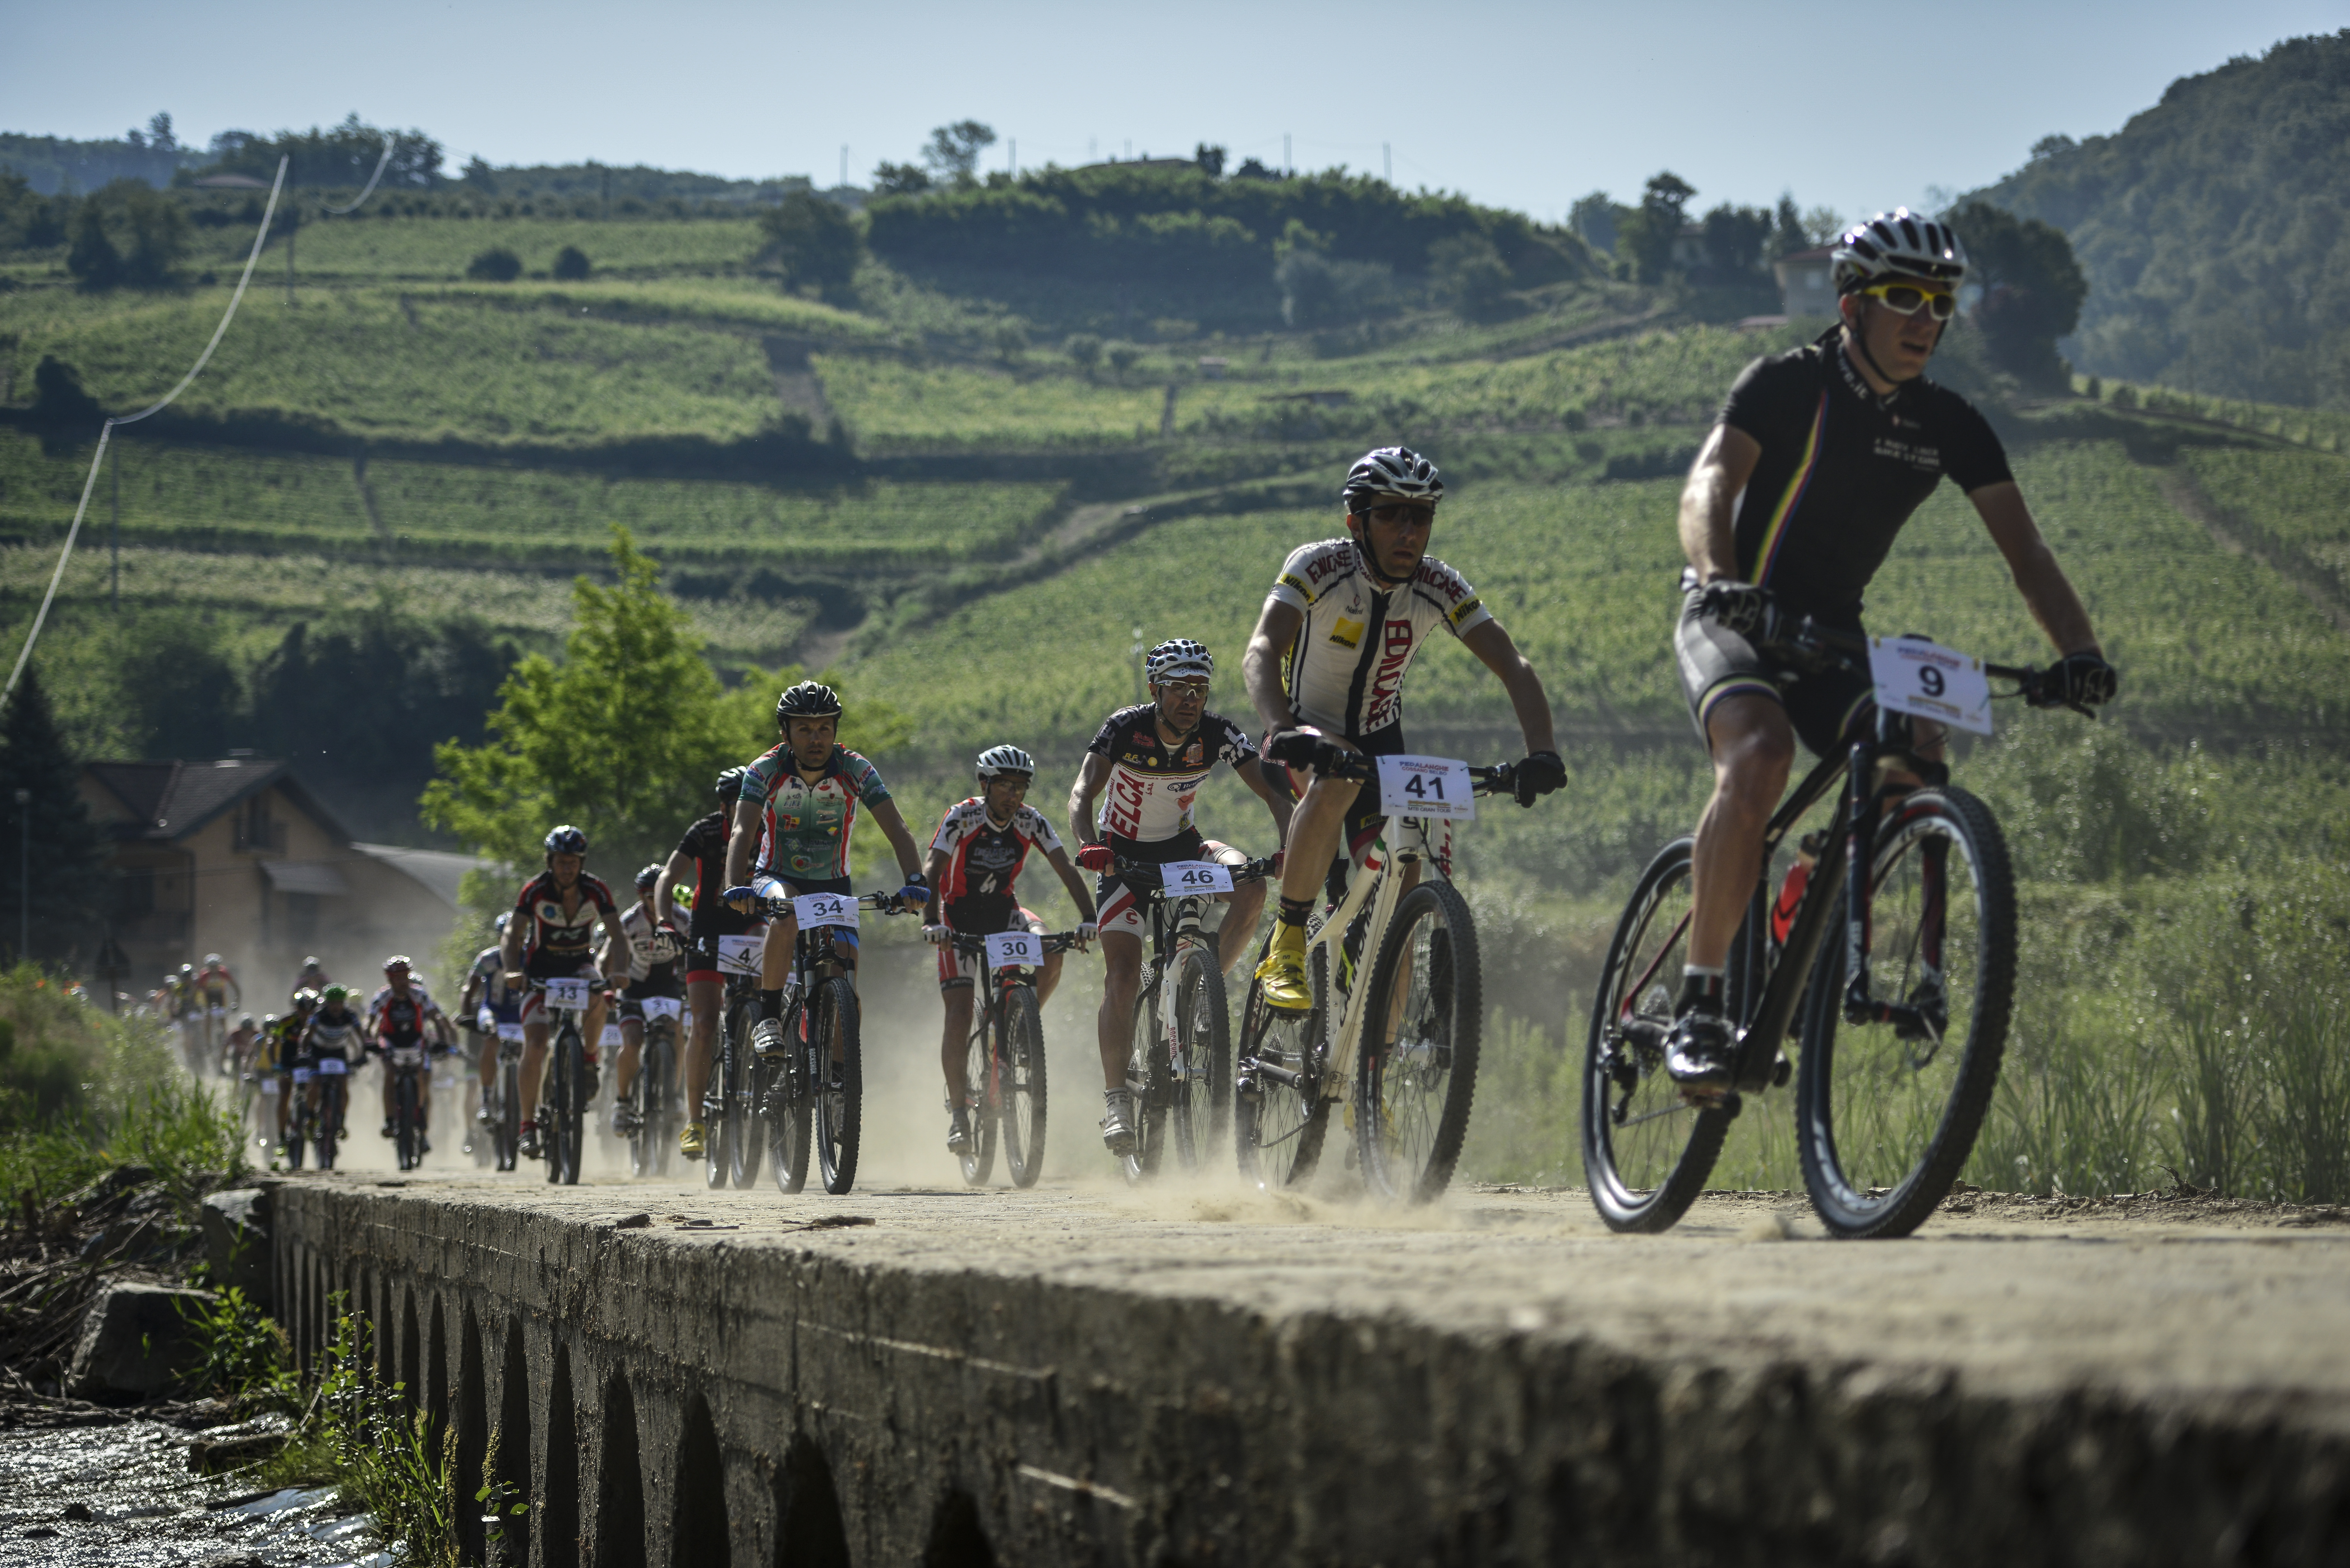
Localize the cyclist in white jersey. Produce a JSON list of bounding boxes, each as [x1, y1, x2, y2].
[[1243, 446, 1566, 1009], [1070, 639, 1292, 1153]]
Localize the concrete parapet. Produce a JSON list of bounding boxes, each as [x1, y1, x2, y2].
[[269, 1178, 2350, 1566]]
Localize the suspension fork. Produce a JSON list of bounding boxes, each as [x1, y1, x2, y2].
[[1840, 736, 1883, 1022]]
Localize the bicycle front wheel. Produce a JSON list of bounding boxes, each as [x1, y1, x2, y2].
[[814, 979, 862, 1195], [1235, 946, 1330, 1193], [1582, 837, 1732, 1233], [1000, 986, 1048, 1189], [708, 999, 749, 1190], [497, 1060, 520, 1172], [1797, 787, 2016, 1239], [317, 1078, 343, 1171], [1124, 975, 1166, 1184], [1168, 944, 1231, 1172], [1355, 881, 1482, 1203], [959, 1014, 997, 1187], [551, 1025, 585, 1186], [395, 1070, 420, 1171]]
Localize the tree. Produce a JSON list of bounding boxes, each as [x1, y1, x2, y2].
[[0, 666, 109, 966], [922, 121, 997, 185], [1063, 332, 1103, 371], [1615, 171, 1696, 282], [422, 528, 904, 878], [118, 183, 188, 286], [1105, 341, 1142, 379], [552, 245, 591, 281], [871, 162, 932, 196], [462, 155, 498, 192], [759, 191, 862, 296], [1767, 194, 1809, 260], [29, 356, 102, 429], [65, 201, 121, 289], [1945, 199, 2088, 391], [1568, 192, 1627, 257], [1195, 143, 1227, 178], [466, 246, 522, 282], [1697, 203, 1772, 279], [1429, 231, 1512, 319]]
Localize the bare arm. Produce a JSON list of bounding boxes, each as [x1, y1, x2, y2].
[[1231, 757, 1295, 845], [1067, 752, 1111, 847], [1969, 481, 2102, 657], [498, 920, 524, 979], [1459, 619, 1557, 754], [1678, 424, 1763, 583], [921, 845, 950, 924], [651, 849, 694, 930], [1042, 844, 1099, 924], [723, 797, 763, 889], [1243, 598, 1305, 737], [867, 798, 925, 882]]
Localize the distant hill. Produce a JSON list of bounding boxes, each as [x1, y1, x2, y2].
[[1974, 30, 2350, 410]]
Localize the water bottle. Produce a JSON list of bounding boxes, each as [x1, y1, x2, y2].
[[1770, 833, 1827, 949]]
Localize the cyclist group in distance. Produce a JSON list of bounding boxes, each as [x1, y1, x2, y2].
[[212, 207, 2116, 1190], [229, 954, 457, 1159]]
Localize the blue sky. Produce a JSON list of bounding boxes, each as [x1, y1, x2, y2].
[[5, 1, 2344, 224]]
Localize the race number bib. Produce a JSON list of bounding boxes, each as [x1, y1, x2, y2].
[[793, 892, 859, 930], [542, 977, 593, 1012], [1869, 636, 1993, 736], [1377, 755, 1478, 820], [1160, 860, 1234, 895], [984, 930, 1045, 969], [315, 1055, 348, 1077], [600, 1024, 623, 1049], [496, 1022, 525, 1044], [639, 996, 684, 1023], [714, 935, 764, 977]]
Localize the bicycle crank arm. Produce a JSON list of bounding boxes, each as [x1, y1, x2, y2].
[[1245, 1059, 1310, 1091]]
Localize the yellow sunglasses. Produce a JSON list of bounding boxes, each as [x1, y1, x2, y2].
[[1858, 281, 1959, 321]]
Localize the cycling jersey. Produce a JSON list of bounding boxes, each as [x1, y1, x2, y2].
[[511, 870, 618, 962], [930, 798, 1062, 934], [467, 945, 522, 1025], [741, 744, 892, 882], [617, 903, 683, 997], [302, 1006, 366, 1070], [673, 811, 754, 946], [1719, 339, 2013, 620], [1267, 538, 1492, 736], [1085, 704, 1256, 846], [368, 984, 443, 1050], [197, 964, 234, 1001]]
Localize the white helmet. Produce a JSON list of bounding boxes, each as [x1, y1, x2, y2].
[[1144, 639, 1213, 684], [1832, 208, 1968, 294], [974, 744, 1036, 779], [1341, 446, 1444, 510]]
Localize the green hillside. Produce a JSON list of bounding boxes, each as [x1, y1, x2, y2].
[[2, 130, 2347, 1203]]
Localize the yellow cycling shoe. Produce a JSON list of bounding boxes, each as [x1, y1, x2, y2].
[[1253, 926, 1313, 1012], [678, 1121, 707, 1159]]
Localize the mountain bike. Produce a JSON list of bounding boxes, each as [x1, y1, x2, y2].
[[305, 1058, 350, 1171], [623, 997, 684, 1178], [1584, 617, 2095, 1239], [747, 889, 901, 1196], [1236, 746, 1515, 1203], [701, 932, 767, 1190], [945, 930, 1081, 1187], [532, 976, 602, 1186], [384, 1043, 431, 1172], [1110, 855, 1275, 1183]]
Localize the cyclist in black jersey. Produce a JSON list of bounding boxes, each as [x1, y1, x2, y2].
[[497, 824, 625, 1158], [1666, 209, 2117, 1097], [1242, 446, 1565, 1011]]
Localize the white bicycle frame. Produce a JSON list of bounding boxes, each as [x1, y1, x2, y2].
[[1305, 815, 1452, 1104], [1150, 894, 1224, 1088]]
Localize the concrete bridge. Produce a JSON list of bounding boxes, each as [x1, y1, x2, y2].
[[259, 1172, 2350, 1566]]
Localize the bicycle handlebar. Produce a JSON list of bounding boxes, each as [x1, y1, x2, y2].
[[1108, 855, 1279, 886], [1263, 735, 1520, 796], [1750, 611, 2100, 720], [744, 889, 911, 920]]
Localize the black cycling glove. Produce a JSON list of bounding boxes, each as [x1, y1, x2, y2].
[[2038, 652, 2119, 709], [1513, 750, 1567, 807], [1697, 580, 1773, 639]]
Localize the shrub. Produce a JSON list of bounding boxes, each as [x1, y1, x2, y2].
[[465, 246, 522, 282], [1063, 332, 1103, 370], [550, 245, 590, 281]]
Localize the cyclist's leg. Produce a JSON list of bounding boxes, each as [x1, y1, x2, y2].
[[518, 1003, 551, 1124], [939, 969, 976, 1105], [1273, 766, 1362, 911], [1020, 908, 1065, 1005], [616, 1012, 643, 1101], [1096, 931, 1144, 1090], [683, 974, 722, 1106], [1201, 840, 1266, 974], [1690, 694, 1796, 969]]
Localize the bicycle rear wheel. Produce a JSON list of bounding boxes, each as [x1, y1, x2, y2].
[[497, 1060, 520, 1172], [1000, 986, 1048, 1189], [317, 1078, 344, 1171], [1797, 787, 2016, 1240], [1355, 881, 1482, 1203], [814, 978, 862, 1195], [1167, 945, 1231, 1172], [767, 1011, 813, 1195], [959, 1013, 998, 1187], [395, 1070, 420, 1171], [1236, 944, 1330, 1193], [551, 1025, 585, 1186], [1582, 837, 1732, 1233], [707, 999, 748, 1189]]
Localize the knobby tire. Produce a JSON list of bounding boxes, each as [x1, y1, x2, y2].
[[814, 977, 861, 1195], [1356, 880, 1482, 1204], [1000, 984, 1048, 1189], [1235, 945, 1330, 1193]]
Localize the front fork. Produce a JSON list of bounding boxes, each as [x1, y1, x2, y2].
[[1840, 736, 1948, 1036]]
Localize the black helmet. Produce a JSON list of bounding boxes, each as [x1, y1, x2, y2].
[[543, 824, 589, 857], [634, 863, 662, 892], [775, 681, 843, 723], [1341, 446, 1444, 511], [714, 766, 748, 803]]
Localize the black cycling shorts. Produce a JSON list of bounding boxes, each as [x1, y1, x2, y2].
[[1674, 587, 1874, 759], [1262, 722, 1408, 903]]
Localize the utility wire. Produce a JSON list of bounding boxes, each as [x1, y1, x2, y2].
[[3, 156, 288, 704], [319, 135, 396, 216]]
